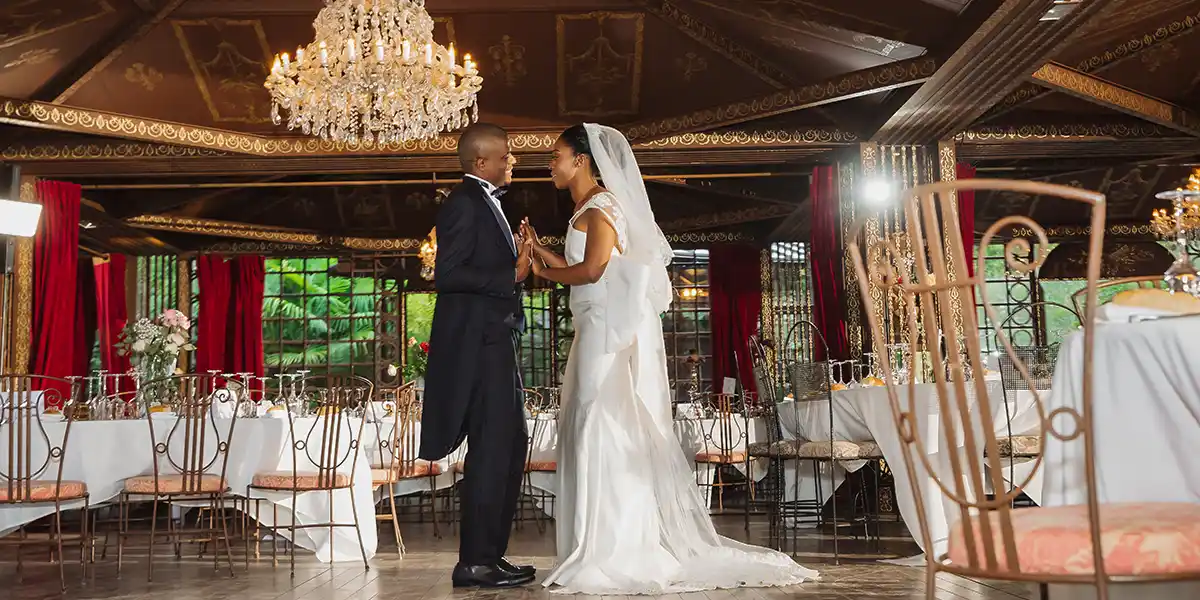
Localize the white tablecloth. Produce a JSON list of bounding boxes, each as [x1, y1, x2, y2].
[[1044, 320, 1200, 599], [0, 417, 376, 563], [379, 416, 770, 515], [780, 379, 1040, 558]]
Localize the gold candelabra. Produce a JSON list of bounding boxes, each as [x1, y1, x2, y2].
[[419, 227, 437, 280], [1151, 168, 1200, 294]]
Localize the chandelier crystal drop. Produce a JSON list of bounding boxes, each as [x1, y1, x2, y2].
[[264, 0, 483, 145]]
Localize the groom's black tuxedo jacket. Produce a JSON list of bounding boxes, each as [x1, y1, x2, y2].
[[419, 179, 524, 461]]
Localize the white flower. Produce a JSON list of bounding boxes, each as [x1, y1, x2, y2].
[[132, 340, 147, 352], [169, 333, 186, 346]]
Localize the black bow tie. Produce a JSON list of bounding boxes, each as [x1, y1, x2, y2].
[[492, 186, 509, 199]]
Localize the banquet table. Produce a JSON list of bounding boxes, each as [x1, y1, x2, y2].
[[778, 378, 1040, 560], [0, 416, 377, 563], [1042, 318, 1200, 599], [376, 415, 771, 515]]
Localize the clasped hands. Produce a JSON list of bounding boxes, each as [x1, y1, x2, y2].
[[514, 218, 545, 281]]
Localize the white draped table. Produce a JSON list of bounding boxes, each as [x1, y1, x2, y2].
[[1043, 319, 1200, 600], [778, 379, 1040, 560], [377, 416, 771, 515], [0, 417, 377, 563]]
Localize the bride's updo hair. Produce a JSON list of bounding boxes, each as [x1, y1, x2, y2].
[[558, 124, 595, 171]]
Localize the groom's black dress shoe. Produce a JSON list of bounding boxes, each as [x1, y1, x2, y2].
[[497, 557, 536, 577], [451, 563, 535, 588]]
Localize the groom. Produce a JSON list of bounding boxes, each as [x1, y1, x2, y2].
[[420, 123, 536, 588]]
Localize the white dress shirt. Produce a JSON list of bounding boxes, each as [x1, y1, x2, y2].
[[464, 174, 515, 252]]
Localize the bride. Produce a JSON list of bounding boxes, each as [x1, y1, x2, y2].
[[519, 123, 818, 595]]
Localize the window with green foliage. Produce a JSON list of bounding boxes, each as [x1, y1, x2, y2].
[[263, 257, 394, 378]]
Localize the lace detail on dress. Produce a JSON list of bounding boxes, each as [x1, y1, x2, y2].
[[569, 192, 628, 254]]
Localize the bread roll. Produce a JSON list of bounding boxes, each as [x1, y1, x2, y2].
[[1111, 288, 1200, 314]]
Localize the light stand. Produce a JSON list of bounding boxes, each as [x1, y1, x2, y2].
[[0, 165, 43, 375]]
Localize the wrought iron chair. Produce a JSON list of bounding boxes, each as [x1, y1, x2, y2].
[[246, 374, 372, 576], [847, 178, 1200, 600], [117, 374, 242, 581], [372, 382, 443, 550], [744, 324, 882, 563], [691, 392, 752, 513], [520, 387, 559, 532], [0, 375, 88, 590]]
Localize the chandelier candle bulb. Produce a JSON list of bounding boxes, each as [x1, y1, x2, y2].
[[347, 38, 356, 62], [281, 52, 290, 69], [448, 43, 455, 67], [425, 42, 432, 64], [375, 38, 385, 61], [318, 40, 328, 65], [296, 47, 304, 63]]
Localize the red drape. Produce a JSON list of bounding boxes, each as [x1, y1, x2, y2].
[[195, 255, 232, 374], [810, 166, 849, 360], [29, 180, 81, 408], [74, 257, 97, 380], [956, 164, 977, 278], [709, 244, 762, 396], [94, 254, 132, 393], [228, 256, 265, 387]]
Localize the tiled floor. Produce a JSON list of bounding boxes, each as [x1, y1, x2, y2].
[[4, 516, 1039, 600]]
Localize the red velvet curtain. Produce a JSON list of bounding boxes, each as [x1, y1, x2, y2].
[[810, 165, 849, 360], [94, 254, 132, 393], [29, 180, 81, 407], [196, 255, 232, 374], [956, 164, 977, 278], [228, 256, 265, 387], [709, 244, 762, 396], [74, 258, 97, 380]]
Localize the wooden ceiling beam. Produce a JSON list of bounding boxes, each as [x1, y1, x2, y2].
[[35, 0, 188, 104], [638, 0, 796, 88], [871, 0, 1117, 144], [981, 7, 1200, 122], [622, 56, 939, 144], [1026, 63, 1200, 137], [657, 203, 797, 233]]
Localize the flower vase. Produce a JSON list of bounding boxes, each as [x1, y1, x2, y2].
[[136, 354, 178, 385]]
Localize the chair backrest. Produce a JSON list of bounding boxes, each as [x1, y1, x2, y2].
[[138, 373, 242, 494], [695, 393, 748, 458], [523, 387, 559, 466], [285, 374, 374, 488], [997, 346, 1057, 392], [374, 381, 418, 476], [0, 375, 83, 504], [847, 178, 1106, 581], [1070, 275, 1166, 317]]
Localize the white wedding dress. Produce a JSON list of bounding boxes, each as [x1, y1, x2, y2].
[[542, 193, 818, 595]]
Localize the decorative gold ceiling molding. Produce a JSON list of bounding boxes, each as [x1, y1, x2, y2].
[[639, 0, 794, 88], [872, 0, 1115, 144], [984, 9, 1200, 121], [131, 215, 752, 255], [0, 127, 858, 162], [956, 122, 1171, 141], [1028, 62, 1200, 137], [657, 203, 796, 233], [622, 56, 938, 144]]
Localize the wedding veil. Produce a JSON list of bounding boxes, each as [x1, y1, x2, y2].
[[583, 123, 674, 316]]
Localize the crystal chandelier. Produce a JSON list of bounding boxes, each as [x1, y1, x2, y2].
[[264, 0, 483, 145]]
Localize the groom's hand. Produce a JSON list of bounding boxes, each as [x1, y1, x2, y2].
[[515, 240, 533, 283]]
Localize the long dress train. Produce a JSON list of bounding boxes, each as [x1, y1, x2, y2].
[[542, 194, 818, 595]]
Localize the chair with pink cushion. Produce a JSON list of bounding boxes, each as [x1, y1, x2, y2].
[[847, 178, 1200, 600], [245, 374, 372, 576], [0, 374, 88, 590], [116, 373, 242, 581]]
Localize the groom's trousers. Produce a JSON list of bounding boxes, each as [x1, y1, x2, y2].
[[458, 326, 527, 566]]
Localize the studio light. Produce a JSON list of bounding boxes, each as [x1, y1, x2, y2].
[[862, 178, 893, 205], [0, 199, 42, 237]]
